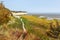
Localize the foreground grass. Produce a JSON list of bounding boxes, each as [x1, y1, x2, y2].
[[21, 15, 60, 40], [0, 15, 60, 40]]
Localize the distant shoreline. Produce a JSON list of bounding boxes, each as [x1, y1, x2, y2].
[[28, 13, 60, 18]]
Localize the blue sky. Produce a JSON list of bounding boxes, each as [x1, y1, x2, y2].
[[0, 0, 60, 13]]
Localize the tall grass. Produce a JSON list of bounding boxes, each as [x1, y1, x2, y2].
[[21, 17, 50, 40]]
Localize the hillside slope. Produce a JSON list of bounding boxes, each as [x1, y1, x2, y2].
[[21, 15, 60, 40], [0, 15, 60, 40]]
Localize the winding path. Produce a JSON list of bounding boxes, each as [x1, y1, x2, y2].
[[20, 18, 26, 32], [17, 16, 27, 40], [13, 14, 27, 40]]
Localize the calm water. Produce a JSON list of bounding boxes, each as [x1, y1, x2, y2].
[[28, 13, 60, 18]]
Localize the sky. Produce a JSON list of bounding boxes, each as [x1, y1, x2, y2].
[[0, 0, 60, 13]]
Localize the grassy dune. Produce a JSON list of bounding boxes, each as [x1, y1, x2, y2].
[[0, 15, 60, 40], [21, 15, 60, 40]]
